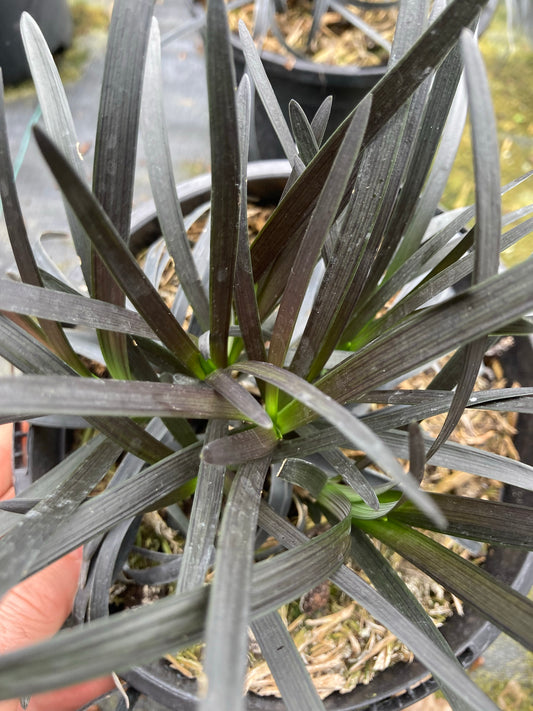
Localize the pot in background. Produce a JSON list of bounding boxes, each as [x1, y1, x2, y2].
[[0, 0, 72, 85], [230, 33, 386, 160], [226, 0, 498, 159]]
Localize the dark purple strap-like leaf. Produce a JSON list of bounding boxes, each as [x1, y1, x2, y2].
[[361, 518, 533, 651], [296, 423, 379, 509], [0, 77, 88, 375], [141, 19, 209, 330], [27, 444, 202, 579], [0, 376, 245, 421], [425, 30, 501, 461], [33, 126, 205, 379], [0, 279, 155, 338], [0, 437, 120, 600], [378, 430, 533, 493], [231, 361, 445, 526], [258, 504, 498, 711], [0, 314, 172, 463], [93, 0, 153, 238], [91, 0, 155, 378], [20, 13, 92, 286], [274, 389, 533, 464], [200, 457, 271, 711], [349, 527, 471, 711], [281, 256, 533, 427], [390, 494, 533, 548], [353, 211, 533, 352], [206, 370, 273, 428], [267, 96, 371, 375], [248, 480, 350, 711], [0, 507, 349, 702], [297, 3, 439, 380], [238, 21, 298, 162], [384, 46, 465, 276], [207, 0, 241, 367], [289, 100, 319, 165], [309, 96, 333, 147], [202, 425, 279, 466], [277, 457, 328, 497], [233, 75, 267, 364], [251, 612, 326, 711], [250, 0, 490, 282], [176, 420, 227, 592]]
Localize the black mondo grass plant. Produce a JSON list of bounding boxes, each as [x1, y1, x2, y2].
[[0, 0, 533, 709]]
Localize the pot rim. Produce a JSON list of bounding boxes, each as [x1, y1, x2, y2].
[[129, 160, 291, 254]]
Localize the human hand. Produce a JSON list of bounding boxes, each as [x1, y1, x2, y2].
[[0, 423, 114, 711]]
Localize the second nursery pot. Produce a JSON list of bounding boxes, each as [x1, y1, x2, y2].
[[190, 0, 392, 159], [230, 32, 386, 160], [0, 0, 72, 85], [215, 0, 497, 159]]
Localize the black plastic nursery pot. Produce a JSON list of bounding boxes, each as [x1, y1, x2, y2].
[[17, 162, 533, 711], [11, 419, 73, 495], [189, 0, 389, 160], [231, 35, 385, 161], [224, 0, 497, 160], [0, 0, 72, 85]]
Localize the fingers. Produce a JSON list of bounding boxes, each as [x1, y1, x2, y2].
[[0, 423, 114, 710], [0, 551, 114, 711], [26, 676, 115, 711], [0, 425, 19, 711], [0, 423, 14, 500], [0, 676, 116, 711], [0, 548, 84, 652]]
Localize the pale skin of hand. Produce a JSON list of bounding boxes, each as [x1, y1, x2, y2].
[[0, 423, 113, 711]]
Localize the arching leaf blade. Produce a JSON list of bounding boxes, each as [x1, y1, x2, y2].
[[238, 21, 298, 163], [33, 126, 205, 379], [0, 279, 155, 339], [0, 76, 89, 375], [200, 457, 271, 711], [250, 0, 491, 282], [141, 18, 209, 330], [350, 527, 477, 711], [207, 0, 241, 367], [233, 74, 267, 364], [258, 505, 499, 711], [0, 376, 244, 421], [91, 0, 155, 378], [0, 516, 349, 701], [20, 12, 91, 285], [390, 494, 533, 548], [281, 257, 533, 427], [360, 518, 533, 651], [425, 29, 501, 461], [251, 612, 326, 711], [233, 361, 446, 527]]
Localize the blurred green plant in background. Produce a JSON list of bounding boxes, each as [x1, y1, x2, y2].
[[443, 2, 533, 266]]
